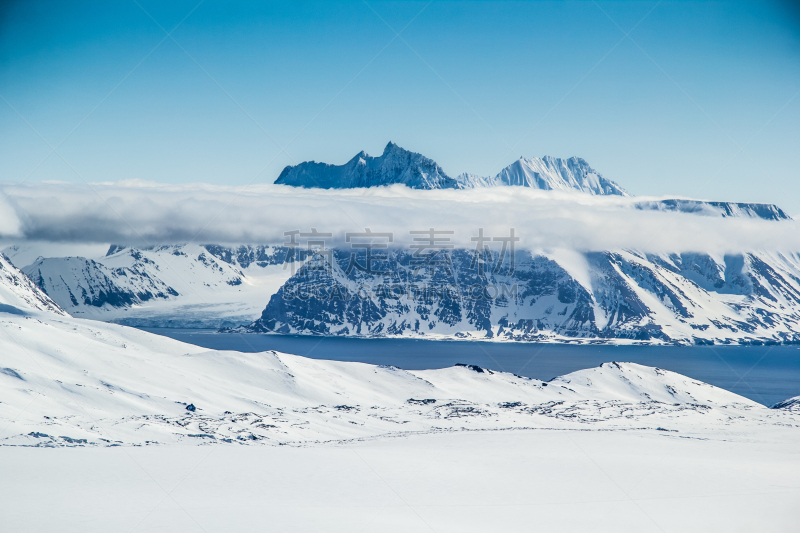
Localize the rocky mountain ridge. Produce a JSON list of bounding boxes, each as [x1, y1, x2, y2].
[[241, 247, 800, 345]]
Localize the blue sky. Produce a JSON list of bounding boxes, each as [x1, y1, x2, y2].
[[1, 1, 799, 208]]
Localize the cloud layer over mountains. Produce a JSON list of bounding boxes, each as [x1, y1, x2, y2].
[[1, 180, 799, 254]]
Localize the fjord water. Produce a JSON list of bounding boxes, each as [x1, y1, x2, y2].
[[138, 328, 800, 407]]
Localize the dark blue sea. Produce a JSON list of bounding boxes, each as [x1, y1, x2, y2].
[[137, 328, 800, 407]]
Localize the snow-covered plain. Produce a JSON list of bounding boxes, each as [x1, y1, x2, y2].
[[3, 429, 799, 533], [2, 259, 799, 531]]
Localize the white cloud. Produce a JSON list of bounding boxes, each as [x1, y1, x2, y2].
[[1, 181, 799, 254]]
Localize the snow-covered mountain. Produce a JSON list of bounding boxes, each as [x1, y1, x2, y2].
[[23, 256, 178, 311], [0, 253, 66, 316], [275, 141, 629, 195], [772, 395, 800, 410], [243, 248, 800, 345], [5, 244, 293, 328], [455, 155, 629, 196], [276, 141, 458, 189]]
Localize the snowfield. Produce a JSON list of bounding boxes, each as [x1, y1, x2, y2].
[[2, 310, 796, 448], [3, 429, 799, 533]]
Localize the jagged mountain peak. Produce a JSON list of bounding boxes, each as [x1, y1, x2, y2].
[[275, 142, 456, 190], [473, 155, 629, 196], [452, 154, 628, 196]]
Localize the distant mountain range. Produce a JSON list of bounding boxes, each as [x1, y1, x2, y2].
[[276, 142, 790, 221], [8, 239, 800, 345], [276, 141, 628, 195]]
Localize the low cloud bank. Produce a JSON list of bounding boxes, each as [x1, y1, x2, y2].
[[1, 180, 799, 254]]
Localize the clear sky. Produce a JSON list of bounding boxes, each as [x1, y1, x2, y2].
[[1, 1, 799, 210]]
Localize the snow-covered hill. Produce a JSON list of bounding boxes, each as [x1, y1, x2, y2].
[[245, 248, 800, 345], [2, 303, 796, 447]]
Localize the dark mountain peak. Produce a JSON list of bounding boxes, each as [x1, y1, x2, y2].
[[275, 143, 457, 189]]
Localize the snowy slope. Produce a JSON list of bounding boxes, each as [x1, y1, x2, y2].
[[2, 308, 793, 447], [2, 258, 798, 532], [0, 253, 66, 316]]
